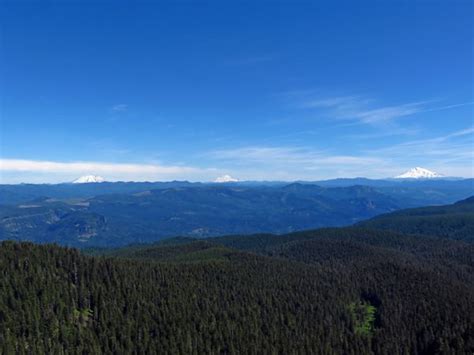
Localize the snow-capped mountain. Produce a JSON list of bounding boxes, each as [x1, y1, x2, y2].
[[72, 175, 105, 184], [214, 174, 239, 183], [395, 167, 443, 179]]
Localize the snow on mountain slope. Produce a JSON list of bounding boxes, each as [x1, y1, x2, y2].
[[395, 167, 443, 179], [214, 175, 239, 183], [73, 175, 105, 183]]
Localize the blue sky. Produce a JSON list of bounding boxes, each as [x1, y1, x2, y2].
[[1, 0, 473, 183]]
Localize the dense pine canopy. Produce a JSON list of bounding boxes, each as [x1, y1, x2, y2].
[[1, 223, 473, 354]]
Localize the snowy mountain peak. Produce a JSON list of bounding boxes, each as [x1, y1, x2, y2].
[[395, 167, 443, 179], [214, 174, 239, 183], [72, 175, 105, 184]]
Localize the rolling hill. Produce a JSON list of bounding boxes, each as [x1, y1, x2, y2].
[[1, 181, 473, 247], [2, 223, 473, 353], [0, 184, 401, 246], [358, 196, 474, 241]]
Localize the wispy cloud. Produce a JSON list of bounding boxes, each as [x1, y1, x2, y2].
[[208, 146, 386, 178], [111, 104, 128, 112], [2, 127, 472, 183], [353, 103, 425, 124], [364, 127, 474, 176], [301, 95, 426, 124], [422, 101, 474, 113], [210, 146, 341, 166], [345, 126, 420, 140], [375, 126, 473, 149], [302, 96, 370, 109], [299, 95, 473, 125], [207, 125, 474, 179], [0, 159, 216, 183]]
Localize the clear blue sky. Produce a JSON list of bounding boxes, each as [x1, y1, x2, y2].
[[1, 0, 473, 183]]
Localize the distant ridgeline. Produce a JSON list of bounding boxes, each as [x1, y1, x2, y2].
[[1, 222, 473, 352], [0, 179, 472, 247]]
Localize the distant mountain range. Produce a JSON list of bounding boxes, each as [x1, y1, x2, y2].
[[24, 166, 452, 187], [0, 178, 472, 247], [1, 177, 472, 204]]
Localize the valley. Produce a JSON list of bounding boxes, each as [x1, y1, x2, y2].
[[1, 179, 472, 247]]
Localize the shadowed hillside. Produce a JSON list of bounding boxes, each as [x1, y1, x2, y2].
[[358, 196, 474, 241]]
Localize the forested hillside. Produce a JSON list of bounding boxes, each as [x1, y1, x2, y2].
[[359, 196, 474, 241], [2, 224, 473, 353]]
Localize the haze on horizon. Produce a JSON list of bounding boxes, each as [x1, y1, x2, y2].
[[1, 1, 473, 184]]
